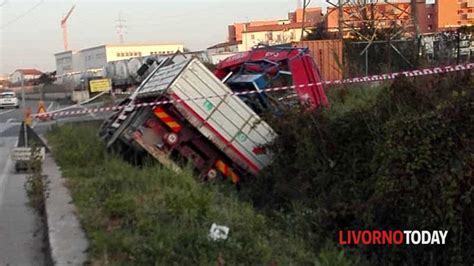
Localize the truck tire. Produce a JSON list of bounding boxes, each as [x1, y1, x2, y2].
[[206, 168, 218, 180], [164, 132, 178, 146]]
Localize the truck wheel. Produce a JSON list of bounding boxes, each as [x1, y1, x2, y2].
[[206, 168, 218, 180], [164, 133, 178, 145]]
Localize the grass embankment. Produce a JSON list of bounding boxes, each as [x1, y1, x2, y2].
[[47, 125, 327, 265]]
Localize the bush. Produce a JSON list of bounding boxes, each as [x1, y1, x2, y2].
[[370, 96, 474, 264], [243, 72, 474, 264]]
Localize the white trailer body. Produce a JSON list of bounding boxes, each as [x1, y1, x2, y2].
[[136, 58, 276, 175]]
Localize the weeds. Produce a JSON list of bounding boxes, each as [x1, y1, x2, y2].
[[46, 123, 330, 265], [24, 144, 46, 215]]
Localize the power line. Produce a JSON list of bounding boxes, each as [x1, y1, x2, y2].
[[0, 0, 45, 30], [116, 12, 127, 44]]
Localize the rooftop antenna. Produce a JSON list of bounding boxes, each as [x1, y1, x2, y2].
[[116, 12, 127, 44]]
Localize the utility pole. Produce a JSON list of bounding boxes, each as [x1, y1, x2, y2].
[[410, 0, 420, 67], [300, 0, 309, 40], [456, 31, 461, 64], [21, 73, 28, 147], [338, 0, 344, 39], [410, 0, 419, 39], [116, 13, 126, 44], [325, 0, 345, 39]]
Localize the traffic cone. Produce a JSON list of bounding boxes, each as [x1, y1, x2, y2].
[[37, 100, 48, 121]]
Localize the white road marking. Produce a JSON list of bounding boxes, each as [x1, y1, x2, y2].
[[0, 109, 14, 116], [0, 137, 15, 209], [47, 102, 54, 111], [0, 155, 12, 208], [6, 118, 20, 123]]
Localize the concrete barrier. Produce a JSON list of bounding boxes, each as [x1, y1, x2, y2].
[[71, 90, 90, 103]]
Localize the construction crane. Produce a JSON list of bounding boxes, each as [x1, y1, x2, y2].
[[61, 5, 75, 51]]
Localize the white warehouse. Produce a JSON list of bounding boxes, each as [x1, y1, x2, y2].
[[54, 43, 185, 76]]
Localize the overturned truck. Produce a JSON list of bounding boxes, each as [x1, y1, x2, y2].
[[100, 47, 327, 184]]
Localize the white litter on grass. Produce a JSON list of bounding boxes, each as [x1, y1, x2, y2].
[[209, 223, 229, 241]]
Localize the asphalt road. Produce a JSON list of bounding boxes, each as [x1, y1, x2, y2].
[[0, 100, 57, 123], [0, 119, 46, 265], [1, 99, 113, 134], [0, 99, 112, 265]]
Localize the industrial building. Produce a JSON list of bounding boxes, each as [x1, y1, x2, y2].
[[206, 6, 321, 58], [54, 43, 185, 76], [240, 22, 315, 51], [206, 6, 322, 63], [206, 42, 241, 64], [228, 7, 322, 44]]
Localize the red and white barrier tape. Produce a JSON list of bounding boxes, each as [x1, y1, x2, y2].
[[112, 91, 133, 95], [33, 62, 474, 119]]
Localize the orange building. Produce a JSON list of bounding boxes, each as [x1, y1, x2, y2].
[[326, 0, 473, 37], [228, 21, 279, 42], [326, 1, 436, 36], [228, 7, 323, 43], [417, 2, 437, 33], [436, 0, 474, 30], [289, 7, 323, 24]]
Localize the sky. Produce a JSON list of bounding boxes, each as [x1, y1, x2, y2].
[[0, 0, 329, 75]]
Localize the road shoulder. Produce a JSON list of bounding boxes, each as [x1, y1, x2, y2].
[[0, 136, 46, 265], [43, 153, 88, 265]]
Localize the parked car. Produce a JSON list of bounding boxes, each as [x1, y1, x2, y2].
[[0, 91, 20, 108]]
